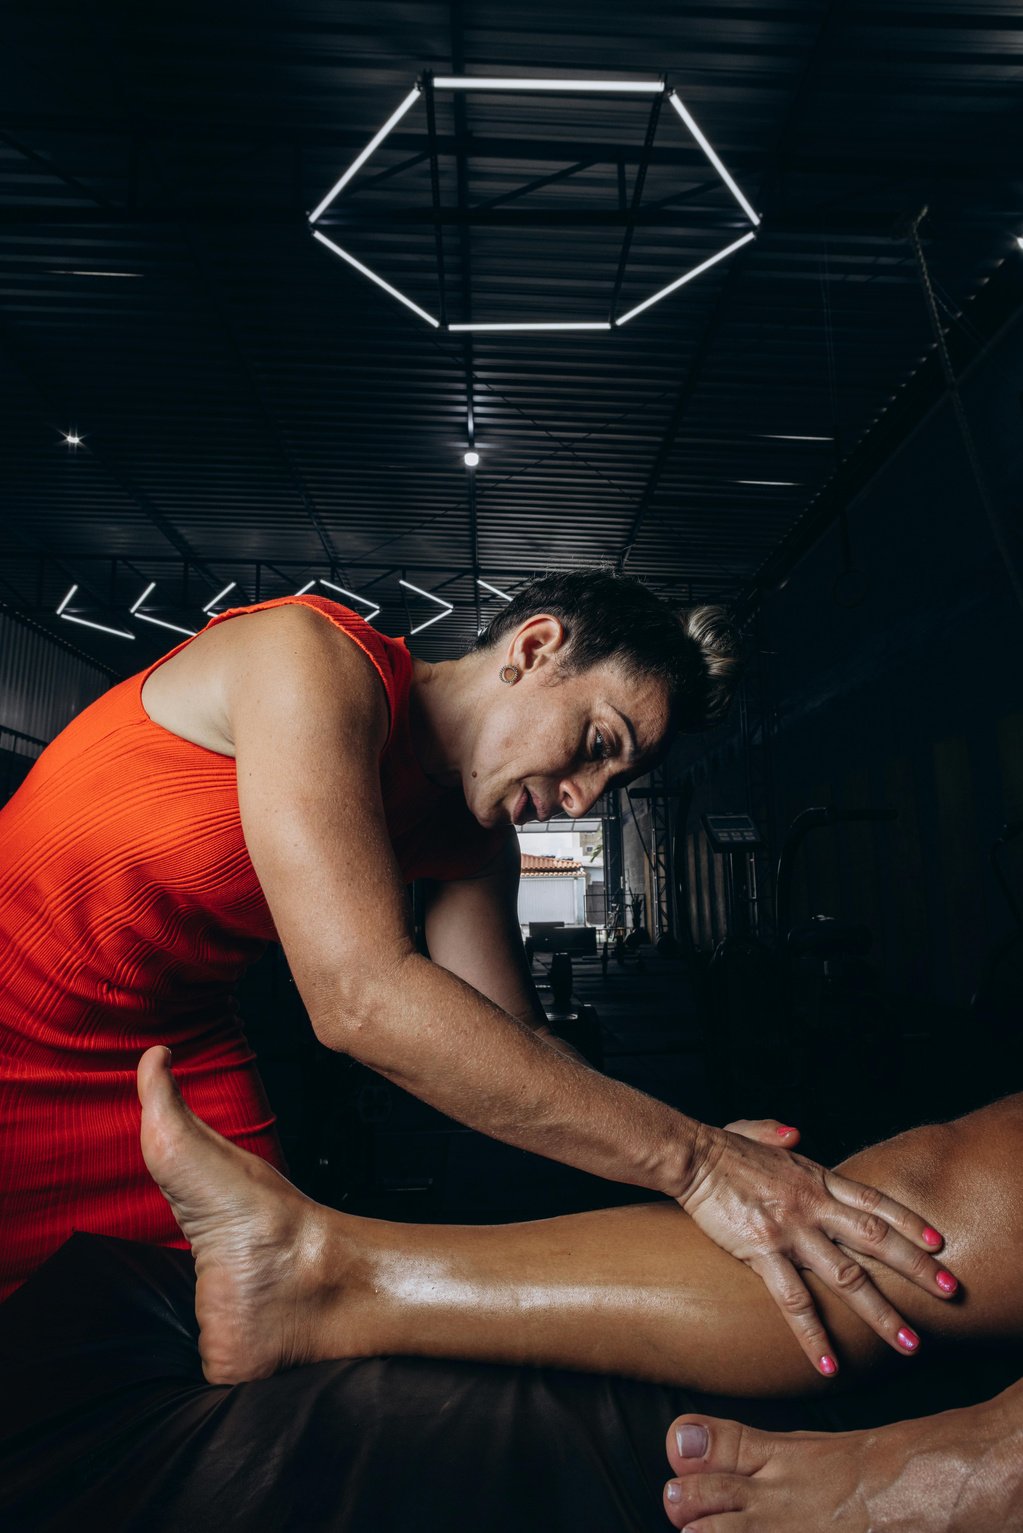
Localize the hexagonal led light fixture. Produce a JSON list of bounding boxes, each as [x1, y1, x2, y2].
[[309, 75, 760, 332]]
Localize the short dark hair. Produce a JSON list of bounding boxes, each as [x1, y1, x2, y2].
[[473, 569, 743, 731]]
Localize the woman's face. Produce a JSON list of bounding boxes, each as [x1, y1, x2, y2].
[[465, 629, 672, 830]]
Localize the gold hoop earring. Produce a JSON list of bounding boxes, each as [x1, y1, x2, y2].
[[499, 665, 520, 685]]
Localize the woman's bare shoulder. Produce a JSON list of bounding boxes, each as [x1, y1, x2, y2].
[[142, 603, 387, 759]]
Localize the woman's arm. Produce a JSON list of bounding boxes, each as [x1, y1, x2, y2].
[[221, 603, 954, 1372], [422, 834, 584, 1057]]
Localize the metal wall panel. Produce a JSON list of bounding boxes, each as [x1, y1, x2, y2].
[[0, 611, 113, 751]]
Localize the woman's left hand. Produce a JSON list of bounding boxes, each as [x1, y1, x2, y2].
[[677, 1122, 954, 1377]]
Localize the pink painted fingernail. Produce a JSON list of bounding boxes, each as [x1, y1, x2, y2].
[[936, 1270, 958, 1295], [897, 1326, 920, 1352], [819, 1353, 838, 1376], [922, 1227, 942, 1248], [776, 1125, 797, 1136]]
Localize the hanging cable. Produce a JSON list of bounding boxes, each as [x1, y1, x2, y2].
[[905, 210, 1023, 614]]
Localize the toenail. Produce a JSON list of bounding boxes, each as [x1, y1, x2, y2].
[[666, 1481, 683, 1502], [676, 1424, 708, 1458], [897, 1326, 920, 1352], [936, 1270, 958, 1295]]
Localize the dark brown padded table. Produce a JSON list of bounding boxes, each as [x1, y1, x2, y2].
[[1, 1234, 1019, 1532]]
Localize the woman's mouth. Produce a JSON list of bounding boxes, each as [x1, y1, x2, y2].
[[512, 787, 537, 826]]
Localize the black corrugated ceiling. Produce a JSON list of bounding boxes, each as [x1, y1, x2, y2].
[[1, 0, 1021, 666]]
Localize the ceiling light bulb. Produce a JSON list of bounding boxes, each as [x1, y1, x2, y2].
[[63, 432, 82, 446], [464, 450, 480, 467]]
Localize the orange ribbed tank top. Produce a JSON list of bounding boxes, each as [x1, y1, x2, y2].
[[0, 595, 503, 1298]]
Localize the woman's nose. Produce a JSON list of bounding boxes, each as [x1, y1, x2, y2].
[[560, 775, 599, 819]]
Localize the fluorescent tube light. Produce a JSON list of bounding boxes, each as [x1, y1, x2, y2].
[[135, 613, 198, 637], [399, 578, 454, 635], [203, 582, 237, 613], [448, 321, 610, 332], [311, 231, 440, 328], [616, 231, 757, 324], [130, 582, 157, 615], [308, 85, 422, 223], [736, 479, 799, 486], [667, 92, 760, 227], [433, 77, 664, 93], [60, 614, 136, 640], [319, 579, 381, 622], [56, 584, 77, 615], [760, 434, 831, 441], [477, 578, 513, 602]]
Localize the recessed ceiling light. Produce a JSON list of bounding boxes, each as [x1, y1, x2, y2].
[[464, 450, 480, 467]]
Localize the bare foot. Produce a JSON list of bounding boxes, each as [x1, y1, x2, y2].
[[137, 1045, 371, 1384], [662, 1383, 1023, 1530]]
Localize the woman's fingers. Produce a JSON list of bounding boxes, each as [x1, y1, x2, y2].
[[821, 1169, 959, 1298], [723, 1117, 801, 1148], [792, 1231, 924, 1357], [748, 1254, 840, 1376]]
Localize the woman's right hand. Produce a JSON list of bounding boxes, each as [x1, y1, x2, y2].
[[677, 1122, 957, 1377]]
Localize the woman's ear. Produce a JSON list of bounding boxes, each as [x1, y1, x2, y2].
[[509, 614, 565, 674]]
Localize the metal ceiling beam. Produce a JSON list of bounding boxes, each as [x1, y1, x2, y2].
[[0, 551, 741, 584], [0, 206, 987, 246], [446, 2, 481, 634], [736, 252, 1023, 617], [619, 1, 843, 568], [0, 314, 227, 598], [0, 116, 1017, 180]]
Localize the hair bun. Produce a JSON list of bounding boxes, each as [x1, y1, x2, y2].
[[678, 605, 745, 727]]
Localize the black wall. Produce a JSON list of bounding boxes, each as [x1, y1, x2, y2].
[[673, 304, 1023, 1013]]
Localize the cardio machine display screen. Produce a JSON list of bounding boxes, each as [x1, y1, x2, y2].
[[701, 813, 763, 851]]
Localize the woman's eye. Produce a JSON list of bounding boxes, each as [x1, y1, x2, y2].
[[592, 729, 608, 761]]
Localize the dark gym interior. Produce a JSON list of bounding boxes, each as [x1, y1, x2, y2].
[[2, 5, 1022, 1531]]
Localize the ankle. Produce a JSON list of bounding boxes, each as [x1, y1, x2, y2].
[[306, 1207, 401, 1363]]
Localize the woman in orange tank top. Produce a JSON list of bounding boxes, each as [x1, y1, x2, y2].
[[0, 570, 951, 1385]]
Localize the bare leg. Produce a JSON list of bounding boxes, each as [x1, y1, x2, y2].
[[139, 1052, 1023, 1528], [659, 1097, 1023, 1530], [138, 1049, 1022, 1389]]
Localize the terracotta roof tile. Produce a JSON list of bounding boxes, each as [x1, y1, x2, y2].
[[520, 853, 584, 876]]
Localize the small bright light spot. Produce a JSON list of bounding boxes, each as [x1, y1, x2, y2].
[[63, 432, 82, 447], [1017, 235, 1023, 251], [464, 450, 480, 467]]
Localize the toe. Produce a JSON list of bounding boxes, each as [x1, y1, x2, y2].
[[136, 1044, 176, 1110], [665, 1415, 771, 1479], [663, 1471, 750, 1527]]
